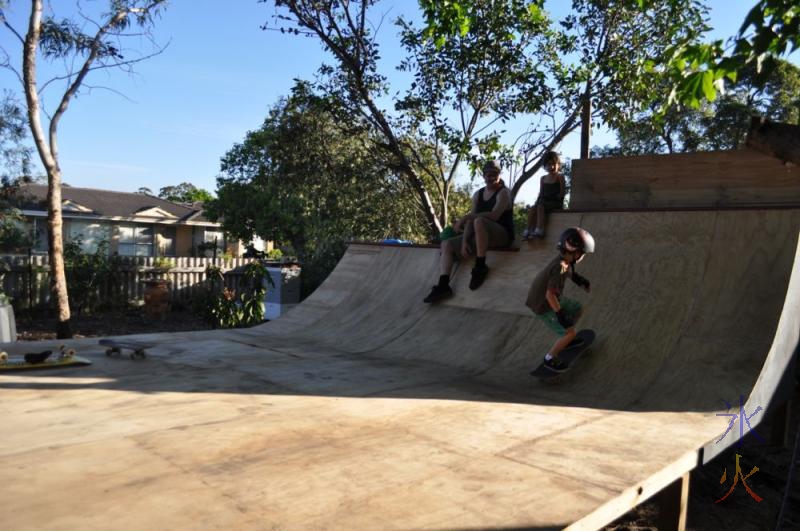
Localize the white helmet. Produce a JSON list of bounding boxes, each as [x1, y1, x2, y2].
[[557, 227, 595, 254]]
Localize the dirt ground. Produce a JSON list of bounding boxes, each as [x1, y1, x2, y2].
[[14, 308, 214, 341], [12, 311, 800, 530]]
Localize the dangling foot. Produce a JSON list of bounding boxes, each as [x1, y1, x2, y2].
[[469, 263, 489, 290], [423, 284, 453, 304]]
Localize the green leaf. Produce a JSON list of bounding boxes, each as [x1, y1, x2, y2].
[[701, 71, 717, 102]]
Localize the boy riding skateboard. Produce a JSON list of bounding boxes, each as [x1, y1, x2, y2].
[[525, 227, 595, 373]]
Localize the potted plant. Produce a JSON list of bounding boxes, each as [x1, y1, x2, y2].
[[150, 256, 174, 279], [142, 257, 173, 319]]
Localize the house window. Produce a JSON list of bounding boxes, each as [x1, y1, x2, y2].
[[31, 218, 48, 253], [68, 220, 110, 254], [157, 226, 177, 257], [118, 224, 154, 256], [204, 229, 225, 249], [202, 229, 225, 256]]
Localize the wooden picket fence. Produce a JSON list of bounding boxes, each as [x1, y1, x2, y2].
[[0, 255, 258, 310]]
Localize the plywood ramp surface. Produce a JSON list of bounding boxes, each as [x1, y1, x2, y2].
[[1, 208, 798, 530]]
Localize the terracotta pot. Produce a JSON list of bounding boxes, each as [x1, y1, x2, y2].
[[142, 280, 171, 319]]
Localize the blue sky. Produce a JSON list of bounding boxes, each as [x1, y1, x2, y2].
[[1, 1, 794, 206]]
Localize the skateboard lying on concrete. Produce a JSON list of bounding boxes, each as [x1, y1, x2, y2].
[[0, 345, 90, 371], [530, 329, 595, 382], [99, 339, 153, 360]]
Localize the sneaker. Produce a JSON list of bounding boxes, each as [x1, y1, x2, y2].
[[543, 356, 568, 373], [521, 228, 531, 240], [469, 263, 489, 290], [532, 228, 544, 239], [423, 284, 453, 303]]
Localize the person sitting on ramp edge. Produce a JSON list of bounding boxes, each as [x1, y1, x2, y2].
[[424, 160, 515, 303], [525, 227, 594, 372]]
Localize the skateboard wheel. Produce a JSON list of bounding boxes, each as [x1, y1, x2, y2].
[[105, 348, 114, 357], [62, 348, 76, 358], [0, 351, 7, 364]]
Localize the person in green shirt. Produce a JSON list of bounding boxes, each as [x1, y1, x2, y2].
[[525, 227, 595, 372]]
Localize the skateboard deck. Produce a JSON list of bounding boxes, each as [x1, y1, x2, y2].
[[99, 339, 154, 360], [0, 347, 90, 371], [530, 329, 595, 381]]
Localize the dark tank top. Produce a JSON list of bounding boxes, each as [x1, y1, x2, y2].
[[476, 186, 515, 240], [539, 180, 561, 201]]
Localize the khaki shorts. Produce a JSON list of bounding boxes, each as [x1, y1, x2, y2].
[[448, 219, 511, 259]]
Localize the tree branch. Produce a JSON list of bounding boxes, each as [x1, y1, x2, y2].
[[38, 43, 168, 97], [1, 12, 25, 45], [48, 1, 167, 158]]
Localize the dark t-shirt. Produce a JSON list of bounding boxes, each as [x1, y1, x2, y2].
[[526, 255, 571, 314]]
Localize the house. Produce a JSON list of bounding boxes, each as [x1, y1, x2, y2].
[[16, 184, 264, 258]]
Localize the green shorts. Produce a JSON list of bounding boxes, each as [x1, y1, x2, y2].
[[537, 297, 582, 336]]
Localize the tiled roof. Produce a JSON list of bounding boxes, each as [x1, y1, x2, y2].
[[17, 184, 213, 224]]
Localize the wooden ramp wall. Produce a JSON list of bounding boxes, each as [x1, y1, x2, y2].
[[570, 149, 800, 209]]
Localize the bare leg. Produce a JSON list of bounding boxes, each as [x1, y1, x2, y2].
[[550, 308, 583, 357], [461, 220, 475, 257], [473, 217, 489, 258], [526, 206, 536, 231], [439, 239, 456, 276], [549, 328, 577, 357], [535, 203, 546, 232]]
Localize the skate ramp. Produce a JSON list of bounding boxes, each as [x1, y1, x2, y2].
[[237, 208, 800, 413], [1, 208, 798, 530]]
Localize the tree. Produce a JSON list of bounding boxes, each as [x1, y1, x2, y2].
[[506, 0, 707, 196], [136, 186, 154, 196], [0, 89, 33, 181], [655, 0, 800, 109], [206, 82, 429, 295], [158, 182, 214, 204], [1, 1, 167, 337], [266, 0, 553, 239], [273, 1, 707, 208], [0, 90, 35, 253], [594, 58, 800, 155], [419, 0, 799, 110]]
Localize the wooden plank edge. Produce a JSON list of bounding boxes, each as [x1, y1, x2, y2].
[[565, 450, 697, 531]]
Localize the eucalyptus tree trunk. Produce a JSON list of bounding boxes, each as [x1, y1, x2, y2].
[[22, 0, 71, 337]]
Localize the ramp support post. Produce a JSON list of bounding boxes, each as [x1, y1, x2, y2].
[[769, 400, 791, 448], [653, 472, 690, 531]]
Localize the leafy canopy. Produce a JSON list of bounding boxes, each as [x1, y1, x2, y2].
[[158, 182, 214, 204]]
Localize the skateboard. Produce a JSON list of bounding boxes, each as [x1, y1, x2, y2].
[[0, 345, 91, 371], [530, 329, 596, 382], [99, 339, 153, 360]]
